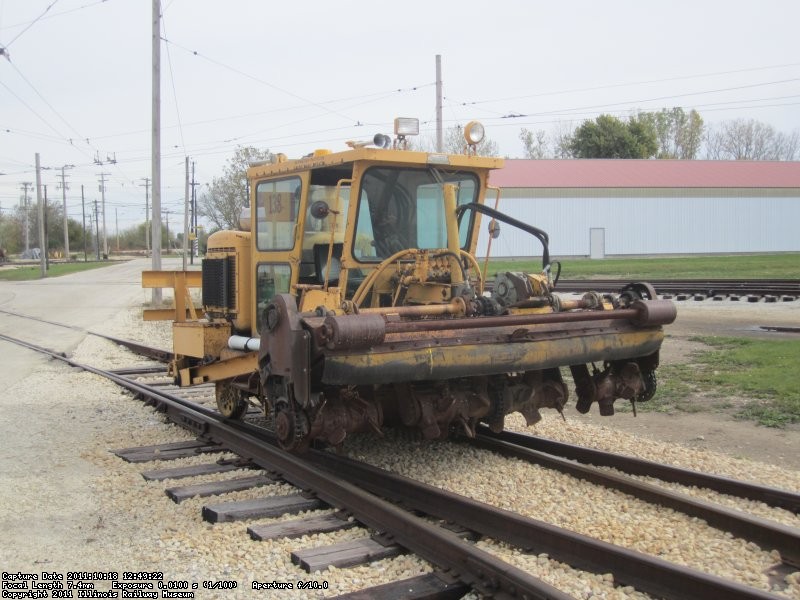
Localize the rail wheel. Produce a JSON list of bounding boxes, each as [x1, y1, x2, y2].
[[637, 370, 657, 402], [215, 382, 249, 419], [273, 397, 309, 451]]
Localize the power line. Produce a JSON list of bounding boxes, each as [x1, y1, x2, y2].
[[160, 10, 186, 157], [443, 62, 800, 109], [0, 0, 110, 46], [162, 36, 359, 123], [442, 78, 800, 127], [1, 0, 62, 49]]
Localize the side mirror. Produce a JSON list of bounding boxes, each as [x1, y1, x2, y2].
[[488, 219, 501, 239], [310, 200, 330, 220]]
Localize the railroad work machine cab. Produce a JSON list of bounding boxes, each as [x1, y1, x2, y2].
[[143, 118, 676, 451]]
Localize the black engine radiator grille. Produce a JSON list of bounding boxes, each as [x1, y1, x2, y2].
[[202, 256, 236, 310]]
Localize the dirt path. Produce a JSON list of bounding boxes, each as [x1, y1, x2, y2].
[[570, 298, 800, 471]]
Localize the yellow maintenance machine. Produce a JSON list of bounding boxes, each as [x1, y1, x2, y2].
[[143, 118, 676, 451]]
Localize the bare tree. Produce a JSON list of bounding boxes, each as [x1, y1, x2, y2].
[[704, 118, 799, 160], [519, 128, 548, 159], [551, 121, 576, 158], [198, 146, 274, 231]]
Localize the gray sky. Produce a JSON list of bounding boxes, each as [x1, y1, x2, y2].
[[1, 0, 798, 232]]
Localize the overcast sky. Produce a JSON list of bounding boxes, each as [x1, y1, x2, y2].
[[1, 0, 798, 232]]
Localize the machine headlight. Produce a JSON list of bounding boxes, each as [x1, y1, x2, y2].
[[394, 117, 419, 137], [464, 121, 485, 145]]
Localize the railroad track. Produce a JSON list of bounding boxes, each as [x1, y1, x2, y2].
[[554, 279, 800, 302], [2, 329, 799, 598]]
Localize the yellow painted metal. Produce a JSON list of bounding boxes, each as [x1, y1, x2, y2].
[[321, 328, 664, 386], [141, 270, 202, 322], [142, 270, 202, 288], [143, 308, 197, 322], [248, 171, 310, 333], [481, 185, 502, 283], [173, 320, 231, 359], [299, 287, 343, 313], [323, 178, 352, 291], [176, 352, 258, 386], [247, 147, 503, 181], [442, 183, 463, 285], [247, 151, 500, 314], [205, 229, 253, 333]]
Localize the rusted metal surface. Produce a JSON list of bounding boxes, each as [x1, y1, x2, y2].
[[95, 333, 174, 363], [366, 299, 676, 335], [471, 433, 800, 567], [4, 331, 780, 599], [306, 450, 778, 600], [0, 308, 174, 362], [0, 332, 569, 599], [479, 427, 800, 515], [554, 278, 800, 299], [320, 324, 663, 386]]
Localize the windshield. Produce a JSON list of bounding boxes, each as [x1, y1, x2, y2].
[[353, 167, 479, 260]]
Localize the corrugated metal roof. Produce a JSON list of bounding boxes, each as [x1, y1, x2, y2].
[[489, 159, 800, 188]]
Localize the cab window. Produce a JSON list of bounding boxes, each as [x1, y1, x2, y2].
[[255, 177, 301, 251], [354, 167, 478, 260]]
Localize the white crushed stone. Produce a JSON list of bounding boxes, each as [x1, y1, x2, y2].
[[341, 429, 800, 598], [1, 306, 799, 599]]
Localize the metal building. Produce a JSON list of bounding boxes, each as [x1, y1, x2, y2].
[[481, 160, 800, 258]]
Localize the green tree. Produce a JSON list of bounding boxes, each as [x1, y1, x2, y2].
[[569, 114, 657, 159], [637, 107, 704, 159], [198, 146, 274, 231]]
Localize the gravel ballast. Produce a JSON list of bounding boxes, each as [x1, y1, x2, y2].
[[1, 276, 799, 598]]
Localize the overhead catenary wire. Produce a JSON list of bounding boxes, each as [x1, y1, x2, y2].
[[0, 0, 62, 49]]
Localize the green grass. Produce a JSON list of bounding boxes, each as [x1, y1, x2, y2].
[[644, 336, 800, 427], [487, 253, 800, 280], [0, 261, 115, 281]]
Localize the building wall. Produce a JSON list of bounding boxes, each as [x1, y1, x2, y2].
[[476, 188, 800, 257]]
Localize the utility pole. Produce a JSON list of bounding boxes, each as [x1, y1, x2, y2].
[[93, 199, 100, 261], [436, 54, 443, 153], [139, 178, 151, 257], [81, 185, 87, 262], [43, 185, 49, 271], [163, 210, 170, 251], [183, 156, 189, 271], [190, 161, 198, 264], [98, 172, 109, 258], [35, 154, 45, 277], [151, 0, 163, 305], [57, 164, 74, 258], [20, 182, 32, 253], [115, 207, 120, 252]]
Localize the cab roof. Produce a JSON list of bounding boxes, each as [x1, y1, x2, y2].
[[247, 147, 504, 180]]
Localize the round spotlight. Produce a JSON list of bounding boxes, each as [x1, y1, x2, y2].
[[464, 121, 485, 145], [373, 133, 392, 148]]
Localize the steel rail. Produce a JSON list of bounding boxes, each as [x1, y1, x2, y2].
[[478, 427, 800, 514], [553, 279, 800, 297], [0, 332, 569, 600], [1, 332, 787, 597], [304, 450, 777, 600], [468, 434, 800, 567], [0, 308, 173, 362]]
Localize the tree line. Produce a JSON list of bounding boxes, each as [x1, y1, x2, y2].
[[519, 109, 799, 160], [2, 109, 796, 252], [0, 202, 189, 257]]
